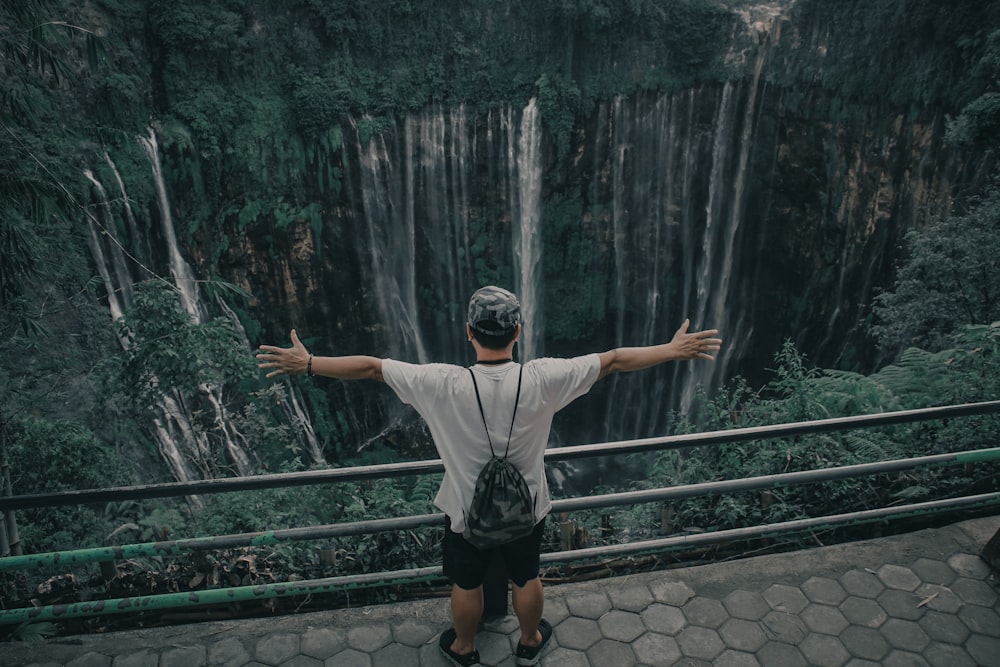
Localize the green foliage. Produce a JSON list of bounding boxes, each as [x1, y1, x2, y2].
[[596, 336, 1000, 550], [6, 416, 132, 553], [786, 0, 1000, 114], [946, 28, 1000, 147], [871, 186, 1000, 355], [542, 192, 605, 344], [535, 73, 580, 161], [109, 281, 250, 412]]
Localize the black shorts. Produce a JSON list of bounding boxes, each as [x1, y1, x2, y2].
[[443, 516, 547, 590]]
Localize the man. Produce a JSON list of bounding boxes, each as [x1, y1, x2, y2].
[[257, 286, 722, 667]]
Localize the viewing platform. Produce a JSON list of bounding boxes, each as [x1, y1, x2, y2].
[[5, 516, 998, 667]]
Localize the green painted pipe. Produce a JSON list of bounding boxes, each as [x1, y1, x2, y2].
[[2, 492, 997, 625], [0, 513, 443, 573], [0, 565, 445, 625]]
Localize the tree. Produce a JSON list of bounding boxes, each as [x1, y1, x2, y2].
[[871, 186, 1000, 355]]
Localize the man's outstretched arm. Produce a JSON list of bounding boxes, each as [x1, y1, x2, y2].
[[597, 319, 722, 381], [256, 329, 383, 381]]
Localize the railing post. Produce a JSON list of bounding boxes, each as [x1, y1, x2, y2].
[[482, 550, 508, 619], [0, 432, 21, 556], [981, 525, 1000, 572], [560, 512, 573, 551]]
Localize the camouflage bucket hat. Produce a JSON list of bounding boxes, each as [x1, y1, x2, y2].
[[467, 286, 521, 335]]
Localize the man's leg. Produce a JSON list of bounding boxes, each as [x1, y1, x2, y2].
[[511, 576, 544, 646], [450, 584, 484, 655]]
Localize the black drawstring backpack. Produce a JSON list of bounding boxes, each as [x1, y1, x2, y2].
[[462, 365, 536, 549]]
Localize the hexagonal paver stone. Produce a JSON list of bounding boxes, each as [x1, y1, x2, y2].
[[301, 627, 347, 659], [714, 649, 762, 667], [565, 591, 612, 619], [346, 624, 392, 652], [682, 596, 729, 628], [543, 596, 572, 626], [553, 616, 601, 651], [631, 632, 682, 667], [255, 632, 301, 665], [539, 646, 589, 666], [207, 636, 252, 667], [641, 603, 688, 635], [881, 649, 931, 667], [951, 576, 1000, 607], [799, 632, 851, 667], [676, 625, 725, 661], [958, 604, 1000, 635], [840, 625, 890, 662], [801, 603, 850, 635], [910, 558, 956, 586], [326, 648, 372, 667], [65, 652, 112, 667], [283, 656, 322, 667], [923, 641, 977, 667], [474, 629, 512, 666], [718, 618, 767, 652], [914, 583, 963, 614], [839, 596, 887, 628], [131, 653, 169, 667], [597, 609, 646, 642], [161, 645, 206, 667], [917, 610, 971, 645], [876, 589, 924, 621], [876, 564, 921, 592], [757, 641, 808, 667], [390, 619, 437, 647], [484, 614, 520, 635], [585, 638, 637, 666], [370, 643, 418, 667], [946, 552, 991, 579], [882, 618, 931, 652], [608, 584, 654, 612], [966, 633, 1000, 667], [761, 610, 808, 645], [763, 584, 809, 614], [650, 579, 696, 606], [802, 576, 848, 606], [839, 570, 884, 599], [723, 590, 771, 620]]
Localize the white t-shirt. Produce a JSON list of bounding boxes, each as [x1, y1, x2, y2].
[[381, 355, 601, 534]]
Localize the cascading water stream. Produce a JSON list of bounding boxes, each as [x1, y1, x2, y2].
[[354, 118, 429, 363], [512, 98, 544, 361], [104, 151, 150, 270], [138, 128, 201, 322], [82, 170, 128, 327]]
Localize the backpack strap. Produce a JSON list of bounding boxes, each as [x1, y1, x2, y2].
[[469, 365, 523, 460]]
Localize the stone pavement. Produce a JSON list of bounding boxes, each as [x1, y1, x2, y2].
[[4, 516, 999, 667]]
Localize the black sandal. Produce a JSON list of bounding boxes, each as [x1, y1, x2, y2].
[[439, 628, 481, 667], [515, 618, 553, 666]]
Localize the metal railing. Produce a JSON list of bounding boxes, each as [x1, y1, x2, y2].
[[2, 400, 999, 626]]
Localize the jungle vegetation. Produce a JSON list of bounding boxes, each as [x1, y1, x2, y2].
[[1, 0, 999, 629]]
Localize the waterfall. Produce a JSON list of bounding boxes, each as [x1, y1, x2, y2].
[[82, 165, 201, 488], [353, 117, 429, 363], [82, 170, 128, 327], [83, 132, 269, 483], [138, 127, 201, 321], [403, 105, 476, 362], [103, 151, 150, 270], [350, 103, 545, 364], [511, 98, 544, 361]]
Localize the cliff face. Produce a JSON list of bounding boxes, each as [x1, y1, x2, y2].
[[76, 0, 996, 464], [193, 4, 986, 449]]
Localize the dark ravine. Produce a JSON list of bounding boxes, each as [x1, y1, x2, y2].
[[78, 1, 996, 476]]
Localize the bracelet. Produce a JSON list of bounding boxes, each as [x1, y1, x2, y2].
[[307, 354, 314, 377]]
